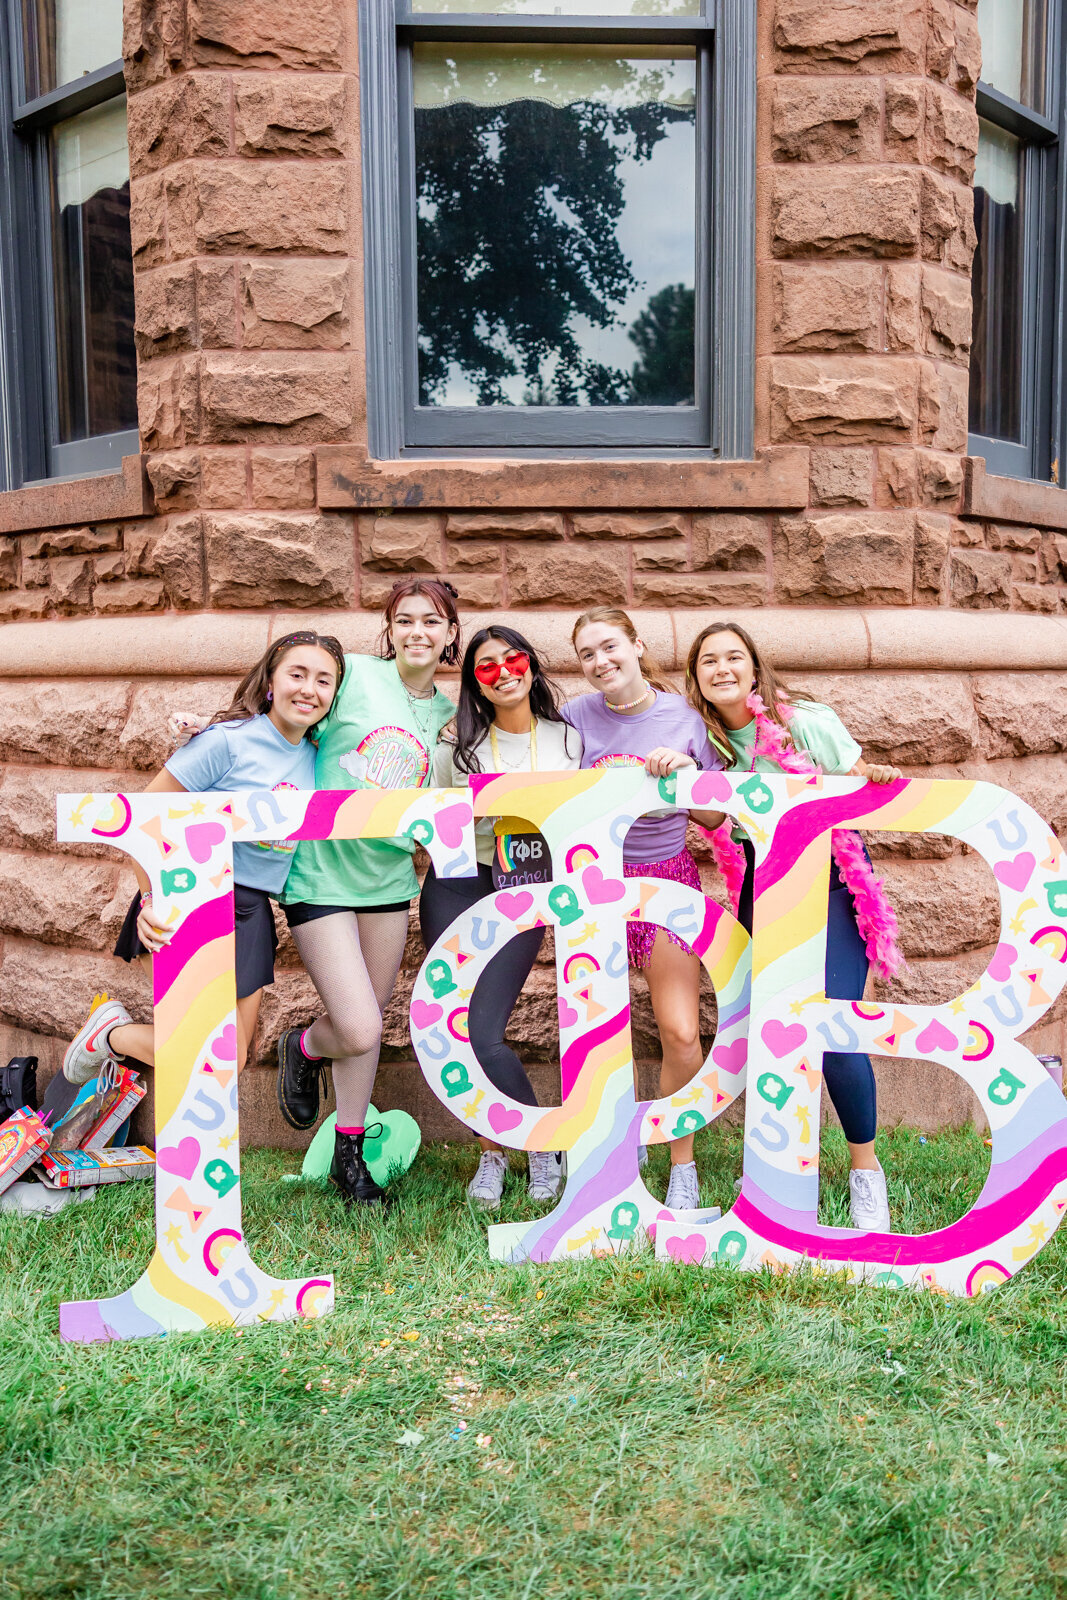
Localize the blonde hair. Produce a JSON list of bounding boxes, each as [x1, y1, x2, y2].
[[571, 607, 674, 693]]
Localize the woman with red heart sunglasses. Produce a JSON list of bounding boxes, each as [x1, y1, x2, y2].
[[421, 625, 582, 1211]]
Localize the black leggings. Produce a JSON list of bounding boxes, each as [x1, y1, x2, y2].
[[738, 843, 878, 1146], [419, 864, 542, 1107]]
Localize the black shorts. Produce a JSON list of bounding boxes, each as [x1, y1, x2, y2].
[[114, 885, 278, 999], [282, 899, 412, 928]]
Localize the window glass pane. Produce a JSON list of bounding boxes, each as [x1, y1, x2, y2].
[[976, 0, 1046, 112], [969, 120, 1025, 443], [23, 0, 124, 95], [410, 0, 698, 16], [413, 44, 697, 408], [50, 97, 137, 442]]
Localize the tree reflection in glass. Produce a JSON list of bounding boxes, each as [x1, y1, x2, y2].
[[413, 44, 696, 408]]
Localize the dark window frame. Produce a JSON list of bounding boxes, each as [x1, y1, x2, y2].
[[359, 0, 755, 459], [969, 2, 1065, 483], [0, 2, 137, 491]]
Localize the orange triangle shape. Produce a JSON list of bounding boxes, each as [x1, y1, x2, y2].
[[212, 1068, 234, 1088]]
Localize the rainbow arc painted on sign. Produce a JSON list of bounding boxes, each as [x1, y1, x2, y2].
[[56, 770, 1067, 1340]]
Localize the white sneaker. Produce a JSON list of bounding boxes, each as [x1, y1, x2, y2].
[[467, 1149, 507, 1210], [62, 995, 132, 1085], [665, 1160, 701, 1212], [849, 1164, 890, 1231], [527, 1150, 564, 1202]]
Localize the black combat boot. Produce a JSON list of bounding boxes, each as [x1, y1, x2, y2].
[[276, 1028, 328, 1130], [329, 1127, 388, 1208]]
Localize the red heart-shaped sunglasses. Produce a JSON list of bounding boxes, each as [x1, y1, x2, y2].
[[473, 650, 531, 686]]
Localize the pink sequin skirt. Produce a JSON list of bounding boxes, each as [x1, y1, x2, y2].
[[624, 847, 702, 970]]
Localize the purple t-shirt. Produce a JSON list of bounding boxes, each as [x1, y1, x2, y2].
[[561, 691, 721, 864]]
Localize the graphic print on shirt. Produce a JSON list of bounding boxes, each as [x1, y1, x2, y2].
[[339, 726, 430, 789], [591, 753, 645, 769]]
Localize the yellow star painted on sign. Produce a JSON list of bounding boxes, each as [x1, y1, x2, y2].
[[164, 1224, 183, 1246], [462, 1091, 484, 1122], [266, 1288, 287, 1314], [217, 1131, 239, 1152]]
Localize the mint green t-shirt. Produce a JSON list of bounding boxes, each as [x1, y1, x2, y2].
[[725, 701, 862, 841], [281, 654, 456, 908]]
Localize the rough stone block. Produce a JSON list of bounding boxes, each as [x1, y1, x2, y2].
[[568, 513, 682, 539], [773, 0, 924, 71], [240, 260, 349, 349], [773, 263, 880, 351], [986, 524, 1041, 553], [0, 939, 150, 1039], [0, 682, 130, 767], [187, 0, 344, 69], [507, 547, 626, 606], [193, 163, 347, 254], [920, 266, 972, 360], [0, 537, 17, 589], [1041, 534, 1067, 581], [631, 540, 688, 572], [690, 514, 769, 570], [196, 261, 239, 349], [769, 356, 918, 442], [914, 510, 951, 600], [94, 578, 167, 614], [0, 852, 124, 952], [138, 356, 201, 450], [0, 590, 48, 622], [200, 449, 249, 508], [923, 82, 978, 183], [92, 552, 127, 583], [443, 512, 565, 540], [771, 78, 881, 162], [129, 172, 166, 268], [921, 362, 969, 451], [0, 765, 137, 859], [20, 526, 122, 557], [235, 75, 346, 156], [123, 0, 187, 92], [205, 511, 353, 607], [809, 448, 872, 506], [200, 353, 352, 443], [884, 264, 920, 352], [773, 168, 920, 257], [632, 572, 765, 607], [917, 449, 963, 505], [773, 510, 914, 604], [950, 549, 1012, 610], [119, 679, 241, 770], [49, 556, 95, 614], [921, 170, 977, 271], [884, 79, 922, 161], [880, 854, 1000, 958], [811, 669, 978, 763], [135, 263, 196, 356], [441, 574, 502, 609], [125, 513, 207, 608], [1013, 583, 1061, 614], [443, 539, 501, 571], [127, 73, 230, 174], [361, 514, 444, 571], [146, 450, 201, 510], [250, 448, 316, 509], [973, 674, 1067, 758]]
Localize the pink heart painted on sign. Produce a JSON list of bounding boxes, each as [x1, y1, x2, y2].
[[761, 1019, 807, 1059], [712, 1038, 748, 1074], [988, 942, 1018, 982], [690, 771, 731, 806], [496, 890, 534, 921], [185, 821, 227, 863], [666, 1233, 707, 1264], [211, 1023, 237, 1061], [435, 802, 472, 850], [583, 865, 625, 904], [915, 1018, 958, 1055], [994, 852, 1036, 893], [558, 997, 579, 1029], [157, 1137, 201, 1179], [410, 999, 443, 1030], [487, 1102, 523, 1135]]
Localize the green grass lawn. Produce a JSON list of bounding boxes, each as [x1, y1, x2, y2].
[[2, 1127, 1066, 1600]]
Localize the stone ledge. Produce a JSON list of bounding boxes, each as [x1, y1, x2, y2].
[[962, 456, 1067, 532], [0, 456, 152, 535], [315, 448, 811, 511], [1, 607, 1066, 677]]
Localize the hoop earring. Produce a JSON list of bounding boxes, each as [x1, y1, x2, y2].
[[267, 689, 273, 703]]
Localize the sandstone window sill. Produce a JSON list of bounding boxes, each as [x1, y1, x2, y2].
[[962, 456, 1067, 532], [315, 447, 810, 512], [0, 456, 152, 535]]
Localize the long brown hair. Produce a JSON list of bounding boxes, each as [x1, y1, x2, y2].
[[571, 607, 674, 694], [208, 631, 346, 728], [685, 620, 811, 768], [377, 577, 462, 666]]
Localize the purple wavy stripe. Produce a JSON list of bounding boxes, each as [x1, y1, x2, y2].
[[59, 1290, 164, 1343], [757, 781, 910, 899], [560, 1006, 630, 1100], [154, 894, 235, 1002], [732, 1142, 1067, 1264], [285, 790, 352, 841], [512, 1101, 645, 1262], [983, 1118, 1067, 1203]]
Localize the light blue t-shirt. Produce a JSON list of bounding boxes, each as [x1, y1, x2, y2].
[[165, 715, 316, 894]]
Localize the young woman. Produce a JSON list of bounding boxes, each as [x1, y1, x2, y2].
[[686, 620, 904, 1230], [422, 625, 582, 1209], [565, 607, 726, 1213], [274, 578, 462, 1208], [62, 631, 345, 1090]]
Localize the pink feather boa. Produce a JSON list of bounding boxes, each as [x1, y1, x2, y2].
[[705, 692, 904, 983]]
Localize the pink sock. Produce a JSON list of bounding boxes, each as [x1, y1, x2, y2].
[[300, 1028, 323, 1060], [337, 1124, 365, 1137]]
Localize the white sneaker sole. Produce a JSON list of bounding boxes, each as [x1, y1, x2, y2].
[[62, 1002, 129, 1085]]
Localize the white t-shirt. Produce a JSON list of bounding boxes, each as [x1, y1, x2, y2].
[[432, 718, 583, 866]]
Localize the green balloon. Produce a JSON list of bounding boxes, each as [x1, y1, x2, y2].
[[299, 1104, 422, 1188]]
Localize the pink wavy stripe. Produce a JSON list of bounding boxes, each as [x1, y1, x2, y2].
[[154, 894, 235, 1002], [690, 898, 724, 959], [757, 782, 910, 899], [286, 791, 353, 841], [732, 1144, 1067, 1265], [560, 1007, 630, 1100]]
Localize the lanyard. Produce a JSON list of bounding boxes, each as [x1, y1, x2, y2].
[[488, 717, 537, 772]]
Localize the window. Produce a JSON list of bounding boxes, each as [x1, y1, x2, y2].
[[969, 0, 1064, 482], [359, 0, 755, 456], [0, 0, 137, 489]]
